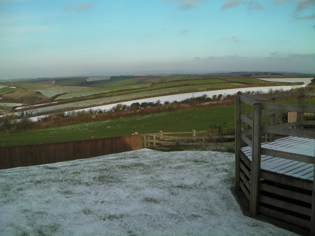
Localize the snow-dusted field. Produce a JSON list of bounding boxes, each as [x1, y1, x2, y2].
[[0, 149, 296, 236]]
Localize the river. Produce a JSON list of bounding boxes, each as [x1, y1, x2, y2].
[[29, 77, 311, 122]]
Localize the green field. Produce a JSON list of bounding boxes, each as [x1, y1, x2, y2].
[[0, 105, 235, 146]]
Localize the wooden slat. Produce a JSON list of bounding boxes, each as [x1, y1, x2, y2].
[[261, 148, 314, 164], [260, 195, 311, 216], [260, 184, 312, 204], [240, 162, 251, 180], [250, 102, 262, 216], [274, 122, 299, 128], [246, 91, 305, 100], [303, 120, 315, 126], [262, 110, 281, 117], [262, 126, 315, 139], [259, 206, 310, 229], [241, 133, 252, 147], [241, 114, 253, 127], [260, 170, 313, 191], [262, 102, 315, 113], [240, 182, 250, 201], [240, 151, 251, 169], [240, 95, 256, 106], [311, 163, 315, 235], [240, 172, 251, 191]]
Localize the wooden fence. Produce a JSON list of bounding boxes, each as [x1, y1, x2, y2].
[[235, 91, 315, 234], [141, 130, 234, 150], [0, 135, 142, 169]]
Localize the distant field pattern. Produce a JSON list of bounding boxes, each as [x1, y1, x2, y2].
[[56, 83, 151, 100], [36, 86, 92, 98]]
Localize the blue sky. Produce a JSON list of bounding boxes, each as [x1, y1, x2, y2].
[[0, 0, 315, 79]]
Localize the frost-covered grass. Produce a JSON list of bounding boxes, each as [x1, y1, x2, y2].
[[0, 149, 296, 236]]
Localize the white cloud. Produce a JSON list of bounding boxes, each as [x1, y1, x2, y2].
[[295, 12, 315, 19], [164, 0, 204, 10], [246, 0, 265, 11], [269, 51, 315, 60], [221, 0, 242, 10], [296, 0, 315, 12]]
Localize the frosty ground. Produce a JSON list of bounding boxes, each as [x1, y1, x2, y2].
[[0, 149, 297, 236]]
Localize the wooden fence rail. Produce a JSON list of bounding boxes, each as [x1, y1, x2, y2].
[[142, 133, 234, 150], [0, 135, 142, 170]]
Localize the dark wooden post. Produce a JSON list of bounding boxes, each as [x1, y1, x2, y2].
[[297, 95, 305, 129], [311, 146, 315, 235], [250, 102, 262, 216], [269, 98, 275, 141], [235, 96, 241, 190]]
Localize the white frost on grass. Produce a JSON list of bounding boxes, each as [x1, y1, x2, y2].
[[0, 149, 296, 236]]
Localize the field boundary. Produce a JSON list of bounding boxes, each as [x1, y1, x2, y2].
[[141, 130, 235, 150], [0, 135, 142, 169]]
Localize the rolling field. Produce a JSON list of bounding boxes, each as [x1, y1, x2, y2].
[[0, 105, 235, 146]]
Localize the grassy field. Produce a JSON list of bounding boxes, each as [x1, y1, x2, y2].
[[0, 105, 235, 146]]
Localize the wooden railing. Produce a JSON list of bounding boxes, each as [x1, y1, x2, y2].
[[140, 130, 234, 150], [234, 91, 315, 234]]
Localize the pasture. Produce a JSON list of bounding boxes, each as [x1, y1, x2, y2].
[[0, 105, 235, 146]]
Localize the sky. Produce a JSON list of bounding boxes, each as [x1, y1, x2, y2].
[[0, 0, 315, 79]]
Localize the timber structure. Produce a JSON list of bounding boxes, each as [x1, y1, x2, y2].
[[234, 91, 315, 235]]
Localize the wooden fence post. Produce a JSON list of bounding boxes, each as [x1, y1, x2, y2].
[[235, 96, 241, 190], [160, 130, 163, 140], [269, 98, 275, 141], [153, 135, 156, 148], [311, 145, 315, 235], [143, 135, 147, 148], [250, 102, 262, 216], [297, 95, 305, 130]]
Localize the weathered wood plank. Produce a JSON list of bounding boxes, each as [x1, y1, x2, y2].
[[259, 206, 310, 229], [241, 133, 252, 148], [250, 102, 262, 216], [235, 95, 242, 191], [240, 162, 251, 179], [241, 114, 253, 127], [260, 195, 311, 216], [262, 126, 315, 139], [240, 171, 251, 192], [246, 91, 305, 100], [240, 95, 257, 106], [260, 184, 312, 204], [311, 162, 315, 235], [261, 170, 313, 191], [240, 151, 251, 169], [240, 182, 250, 200], [268, 98, 276, 141], [262, 102, 315, 113], [261, 148, 314, 164]]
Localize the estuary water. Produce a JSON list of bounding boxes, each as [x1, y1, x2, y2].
[[29, 78, 309, 122]]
